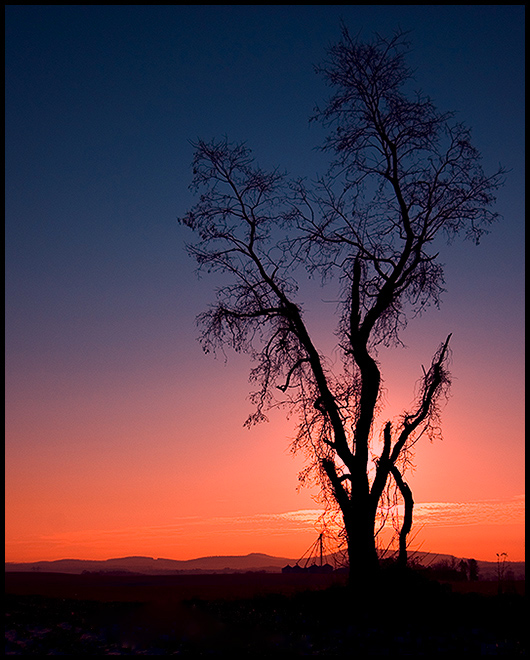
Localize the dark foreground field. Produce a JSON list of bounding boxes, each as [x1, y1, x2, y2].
[[5, 571, 525, 655]]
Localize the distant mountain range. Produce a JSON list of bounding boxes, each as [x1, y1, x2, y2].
[[4, 553, 294, 576], [5, 551, 525, 580]]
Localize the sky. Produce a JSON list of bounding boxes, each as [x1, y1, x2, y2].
[[5, 5, 524, 564]]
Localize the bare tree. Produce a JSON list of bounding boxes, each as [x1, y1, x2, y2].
[[179, 28, 504, 585]]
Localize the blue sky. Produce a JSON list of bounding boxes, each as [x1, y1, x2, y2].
[[5, 6, 525, 562]]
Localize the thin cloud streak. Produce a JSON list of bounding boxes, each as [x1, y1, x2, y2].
[[11, 496, 524, 555], [413, 495, 525, 527]]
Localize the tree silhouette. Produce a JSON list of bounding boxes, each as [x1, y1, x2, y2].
[[468, 558, 479, 582], [179, 28, 504, 585]]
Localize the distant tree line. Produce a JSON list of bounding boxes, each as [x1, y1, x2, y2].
[[415, 557, 479, 582]]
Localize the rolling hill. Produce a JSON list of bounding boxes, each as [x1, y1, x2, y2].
[[5, 551, 525, 580]]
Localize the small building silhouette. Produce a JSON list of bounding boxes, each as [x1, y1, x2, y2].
[[282, 563, 304, 574]]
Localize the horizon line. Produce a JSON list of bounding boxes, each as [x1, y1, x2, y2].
[[6, 497, 524, 565]]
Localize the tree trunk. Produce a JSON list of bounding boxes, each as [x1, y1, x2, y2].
[[345, 510, 379, 588]]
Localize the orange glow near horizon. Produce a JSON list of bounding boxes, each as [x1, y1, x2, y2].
[[5, 325, 526, 566], [5, 346, 525, 565], [5, 500, 525, 565]]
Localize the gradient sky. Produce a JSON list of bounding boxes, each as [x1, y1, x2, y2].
[[6, 6, 524, 564]]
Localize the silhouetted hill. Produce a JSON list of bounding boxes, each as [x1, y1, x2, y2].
[[4, 553, 295, 575], [5, 551, 525, 580]]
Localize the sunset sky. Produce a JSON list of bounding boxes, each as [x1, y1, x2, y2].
[[6, 6, 524, 564]]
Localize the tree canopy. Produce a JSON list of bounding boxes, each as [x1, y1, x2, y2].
[[179, 28, 504, 581]]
